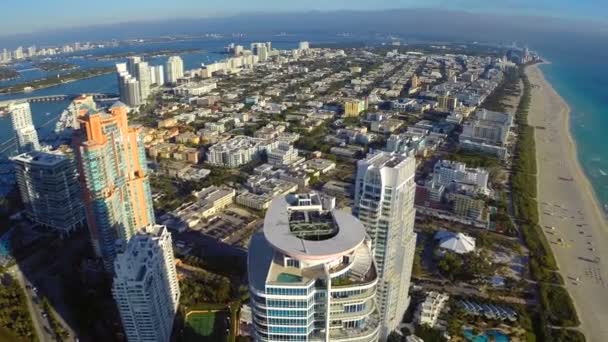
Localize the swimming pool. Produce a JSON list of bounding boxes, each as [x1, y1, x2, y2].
[[463, 329, 510, 342], [277, 272, 303, 283]]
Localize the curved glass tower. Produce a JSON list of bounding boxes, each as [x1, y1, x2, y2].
[[248, 193, 380, 342]]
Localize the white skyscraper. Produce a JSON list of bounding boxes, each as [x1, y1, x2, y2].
[[126, 56, 142, 76], [150, 65, 165, 86], [248, 193, 381, 341], [135, 61, 151, 100], [165, 56, 184, 84], [9, 101, 40, 153], [298, 41, 310, 50], [353, 152, 417, 339], [116, 63, 142, 107], [112, 225, 180, 342]]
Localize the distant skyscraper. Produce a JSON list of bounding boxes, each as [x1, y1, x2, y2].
[[9, 101, 40, 153], [116, 63, 142, 107], [13, 46, 24, 60], [112, 224, 180, 342], [258, 46, 268, 62], [150, 65, 165, 86], [12, 150, 85, 235], [27, 45, 36, 57], [74, 102, 155, 270], [298, 41, 310, 50], [354, 152, 417, 338], [248, 193, 381, 341], [165, 56, 184, 84], [126, 56, 142, 76], [135, 61, 151, 100]]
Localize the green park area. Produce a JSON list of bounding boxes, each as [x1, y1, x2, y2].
[[182, 310, 228, 342]]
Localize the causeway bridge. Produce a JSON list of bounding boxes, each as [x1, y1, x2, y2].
[[0, 93, 119, 106]]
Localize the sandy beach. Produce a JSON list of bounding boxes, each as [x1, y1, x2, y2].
[[527, 64, 608, 341]]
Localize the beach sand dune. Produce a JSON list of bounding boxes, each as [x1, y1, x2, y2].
[[527, 64, 608, 341]]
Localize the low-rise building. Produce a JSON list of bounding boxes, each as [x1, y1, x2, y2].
[[267, 142, 302, 167], [206, 136, 278, 168], [415, 292, 450, 328], [343, 98, 367, 117]]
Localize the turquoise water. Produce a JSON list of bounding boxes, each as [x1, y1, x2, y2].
[[536, 42, 608, 213], [463, 329, 509, 342], [0, 230, 12, 259], [277, 273, 303, 283]]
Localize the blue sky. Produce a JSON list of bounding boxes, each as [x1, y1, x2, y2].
[[4, 0, 607, 35]]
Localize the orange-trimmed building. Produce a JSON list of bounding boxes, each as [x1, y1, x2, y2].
[[73, 98, 155, 270]]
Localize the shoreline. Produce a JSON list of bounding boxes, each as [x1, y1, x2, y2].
[[533, 63, 607, 226], [0, 70, 114, 98], [527, 63, 608, 341]]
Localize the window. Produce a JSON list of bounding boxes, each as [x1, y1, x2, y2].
[[286, 258, 300, 268]]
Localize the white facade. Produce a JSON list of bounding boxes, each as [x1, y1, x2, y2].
[[135, 61, 151, 100], [9, 101, 40, 153], [165, 56, 184, 84], [112, 225, 180, 342], [206, 136, 278, 168], [150, 65, 165, 86], [248, 193, 381, 342], [460, 109, 513, 145], [415, 292, 449, 328], [432, 160, 489, 195], [116, 63, 142, 107], [267, 142, 300, 167], [354, 152, 417, 338]]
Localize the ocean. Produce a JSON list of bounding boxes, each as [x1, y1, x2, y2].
[[534, 35, 608, 212]]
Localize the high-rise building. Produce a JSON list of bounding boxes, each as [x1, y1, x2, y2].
[[1, 48, 10, 62], [165, 56, 184, 84], [150, 65, 165, 86], [248, 193, 381, 342], [258, 46, 268, 62], [12, 150, 85, 235], [353, 152, 417, 338], [112, 224, 180, 342], [27, 45, 36, 57], [13, 46, 24, 60], [126, 56, 142, 76], [9, 101, 40, 153], [116, 63, 142, 108], [135, 61, 151, 100], [74, 102, 155, 270], [298, 41, 310, 50]]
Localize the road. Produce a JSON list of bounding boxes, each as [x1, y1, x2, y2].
[[9, 265, 53, 342]]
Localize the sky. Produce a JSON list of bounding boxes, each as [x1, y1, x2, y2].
[[4, 0, 608, 36]]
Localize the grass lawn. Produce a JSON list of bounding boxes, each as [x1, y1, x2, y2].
[[0, 327, 21, 342], [182, 310, 228, 342]]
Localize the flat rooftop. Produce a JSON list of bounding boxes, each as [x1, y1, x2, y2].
[[263, 194, 365, 260], [11, 151, 67, 167]]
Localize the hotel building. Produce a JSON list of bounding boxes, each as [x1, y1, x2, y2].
[[74, 101, 155, 270], [353, 152, 417, 338], [248, 193, 381, 342]]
